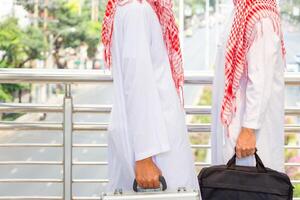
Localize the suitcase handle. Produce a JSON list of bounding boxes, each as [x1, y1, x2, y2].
[[227, 150, 267, 173], [133, 176, 167, 192]]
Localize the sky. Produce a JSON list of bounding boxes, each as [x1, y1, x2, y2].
[[0, 0, 31, 28]]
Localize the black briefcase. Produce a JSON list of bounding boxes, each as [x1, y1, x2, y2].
[[198, 153, 294, 200]]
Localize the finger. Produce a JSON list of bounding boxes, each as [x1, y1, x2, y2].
[[244, 147, 254, 156], [246, 150, 252, 157], [246, 148, 253, 156], [153, 180, 160, 189], [245, 148, 251, 157], [153, 176, 160, 188], [138, 178, 147, 189], [241, 148, 248, 158], [149, 178, 156, 189], [235, 145, 242, 158], [142, 180, 149, 189], [242, 148, 250, 157], [236, 147, 242, 159], [137, 180, 144, 189]]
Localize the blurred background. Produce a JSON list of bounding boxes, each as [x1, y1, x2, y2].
[[0, 0, 299, 199]]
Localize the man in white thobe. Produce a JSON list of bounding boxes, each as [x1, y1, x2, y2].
[[212, 0, 286, 172], [101, 0, 199, 192]]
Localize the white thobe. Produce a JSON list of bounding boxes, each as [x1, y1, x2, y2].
[[212, 14, 285, 172], [107, 0, 199, 192]]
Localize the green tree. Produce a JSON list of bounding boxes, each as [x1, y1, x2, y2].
[[0, 18, 45, 68], [0, 18, 45, 102], [46, 0, 101, 68]]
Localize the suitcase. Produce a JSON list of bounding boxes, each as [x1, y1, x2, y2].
[[101, 188, 200, 200], [101, 176, 200, 200]]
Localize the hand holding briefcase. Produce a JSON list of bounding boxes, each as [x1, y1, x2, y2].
[[198, 152, 293, 200]]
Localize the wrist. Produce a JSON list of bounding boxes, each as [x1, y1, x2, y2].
[[136, 157, 153, 164], [242, 127, 255, 135]]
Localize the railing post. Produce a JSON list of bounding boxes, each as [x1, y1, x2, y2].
[[63, 84, 73, 200]]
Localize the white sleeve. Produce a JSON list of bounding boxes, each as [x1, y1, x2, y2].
[[242, 18, 282, 130], [122, 4, 170, 161]]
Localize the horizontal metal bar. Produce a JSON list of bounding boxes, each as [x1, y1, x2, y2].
[[188, 124, 211, 132], [73, 123, 212, 132], [285, 145, 300, 149], [78, 105, 213, 115], [292, 180, 300, 184], [73, 123, 299, 133], [0, 197, 62, 200], [76, 144, 300, 150], [73, 105, 112, 113], [191, 144, 211, 148], [73, 123, 108, 131], [0, 179, 63, 183], [0, 144, 63, 147], [0, 103, 111, 114], [184, 106, 300, 116], [72, 179, 109, 183], [285, 72, 300, 85], [185, 105, 211, 115], [0, 161, 63, 165], [0, 103, 62, 113], [0, 69, 112, 84], [72, 161, 108, 166], [184, 71, 213, 85], [73, 144, 108, 148], [0, 69, 299, 85], [0, 122, 62, 131], [194, 125, 299, 133], [184, 71, 300, 85], [286, 107, 300, 115], [285, 124, 300, 132], [79, 144, 300, 150], [285, 163, 300, 167], [195, 162, 210, 166], [1, 104, 300, 117], [1, 122, 297, 133]]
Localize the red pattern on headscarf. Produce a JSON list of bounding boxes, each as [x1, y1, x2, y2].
[[221, 0, 286, 126], [101, 0, 184, 100]]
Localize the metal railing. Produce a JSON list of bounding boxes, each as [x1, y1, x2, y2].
[[0, 68, 299, 199]]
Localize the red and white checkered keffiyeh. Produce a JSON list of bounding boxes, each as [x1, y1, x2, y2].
[[101, 0, 184, 100], [221, 0, 286, 126]]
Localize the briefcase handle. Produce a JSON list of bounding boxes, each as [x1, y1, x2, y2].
[[227, 150, 267, 173], [133, 176, 167, 192]]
